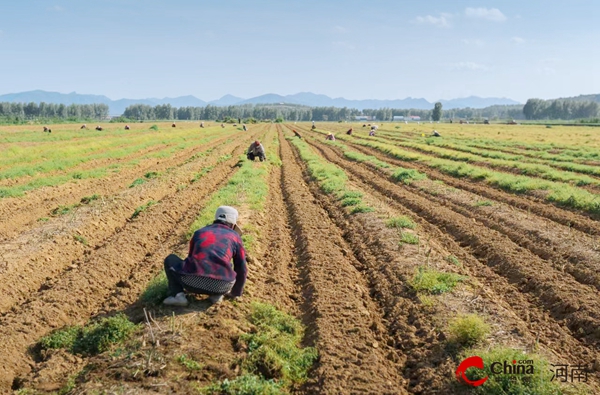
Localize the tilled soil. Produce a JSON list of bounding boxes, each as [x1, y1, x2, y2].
[[293, 128, 600, 380], [0, 130, 239, 240], [3, 123, 600, 394], [0, 131, 260, 316], [0, 129, 261, 390], [278, 131, 407, 394], [322, 126, 600, 234], [307, 131, 600, 292]]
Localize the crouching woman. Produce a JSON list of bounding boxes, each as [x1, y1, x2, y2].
[[162, 206, 247, 306]]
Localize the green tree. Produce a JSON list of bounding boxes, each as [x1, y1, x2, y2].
[[432, 102, 443, 121]]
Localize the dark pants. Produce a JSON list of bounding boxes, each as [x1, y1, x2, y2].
[[164, 254, 235, 297], [247, 152, 265, 162], [164, 254, 185, 297]]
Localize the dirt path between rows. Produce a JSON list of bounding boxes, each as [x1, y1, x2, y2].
[[278, 131, 407, 394]]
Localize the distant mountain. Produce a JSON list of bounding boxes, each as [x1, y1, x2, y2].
[[209, 94, 245, 106], [0, 90, 523, 114], [0, 90, 207, 115], [0, 90, 113, 107], [439, 96, 520, 109], [238, 94, 288, 105], [222, 92, 519, 110]]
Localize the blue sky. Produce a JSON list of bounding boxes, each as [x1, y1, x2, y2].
[[1, 0, 598, 102]]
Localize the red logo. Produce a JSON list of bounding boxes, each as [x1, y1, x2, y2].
[[456, 356, 489, 387]]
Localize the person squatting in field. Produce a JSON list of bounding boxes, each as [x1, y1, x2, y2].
[[162, 206, 247, 306], [247, 140, 266, 161], [325, 132, 335, 141], [293, 130, 302, 139], [346, 127, 353, 135]]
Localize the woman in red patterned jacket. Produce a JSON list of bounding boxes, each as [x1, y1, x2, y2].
[[162, 206, 247, 306]]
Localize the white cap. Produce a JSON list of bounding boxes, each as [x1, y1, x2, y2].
[[215, 206, 238, 226]]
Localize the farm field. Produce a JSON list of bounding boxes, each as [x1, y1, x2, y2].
[[1, 121, 599, 394]]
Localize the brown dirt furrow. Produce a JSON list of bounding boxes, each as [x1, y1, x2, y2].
[[330, 133, 600, 235], [0, 131, 261, 316], [303, 136, 600, 344], [401, 181, 600, 291], [253, 148, 303, 313], [300, 135, 600, 384], [0, 131, 238, 241], [286, 138, 454, 393], [307, 134, 600, 291], [0, 140, 252, 392], [279, 131, 407, 394]]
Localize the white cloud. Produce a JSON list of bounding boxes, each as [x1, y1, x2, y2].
[[414, 13, 452, 28], [461, 39, 484, 47], [511, 36, 525, 44], [465, 7, 506, 22], [449, 62, 489, 71], [332, 41, 355, 50]]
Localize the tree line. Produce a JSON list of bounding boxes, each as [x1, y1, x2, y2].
[[1, 98, 598, 124], [122, 103, 528, 122], [522, 98, 599, 120], [0, 102, 109, 123]]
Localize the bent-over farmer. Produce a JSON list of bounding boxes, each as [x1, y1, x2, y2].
[[162, 206, 247, 306]]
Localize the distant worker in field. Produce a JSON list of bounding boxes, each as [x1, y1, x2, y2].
[[243, 124, 247, 131], [162, 206, 247, 306], [80, 124, 87, 129], [369, 129, 376, 136], [238, 118, 241, 124], [247, 140, 266, 162], [200, 121, 204, 128], [221, 123, 225, 128], [95, 126, 103, 131], [124, 125, 130, 130], [292, 129, 302, 139], [325, 133, 335, 141], [172, 123, 176, 128], [432, 130, 441, 137], [346, 127, 353, 135]]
